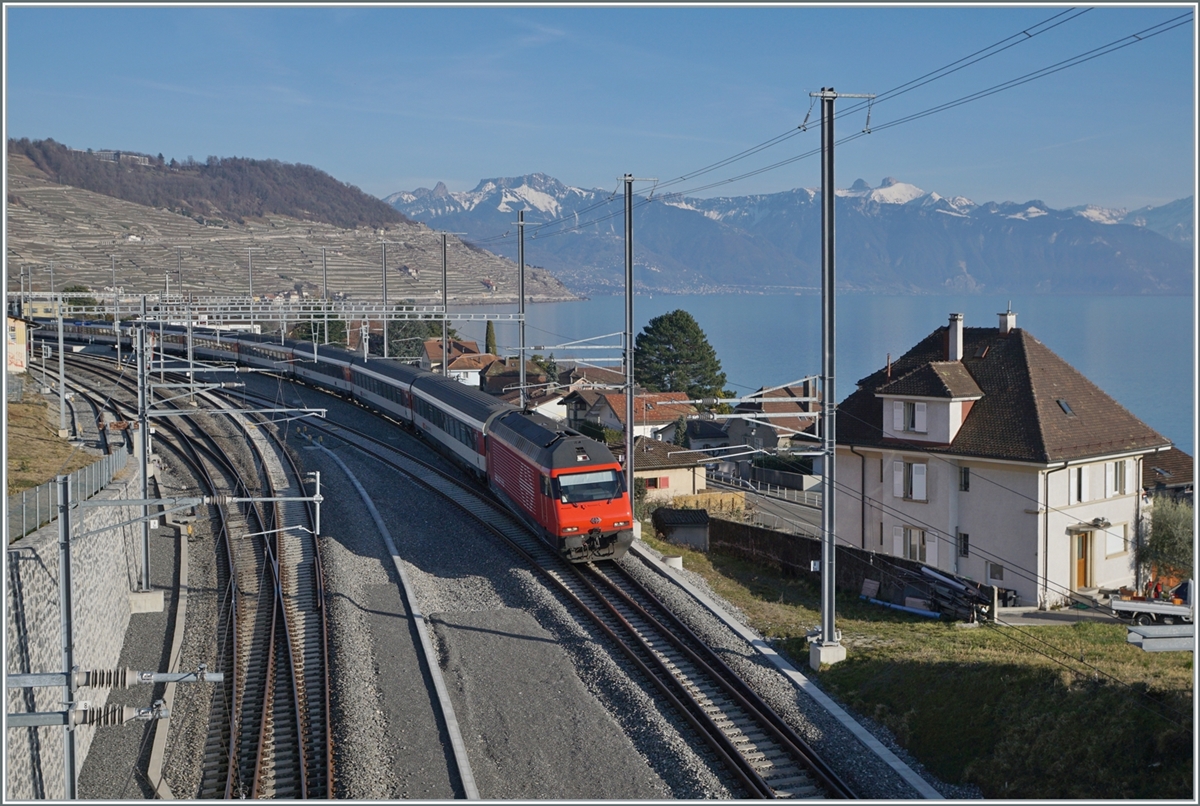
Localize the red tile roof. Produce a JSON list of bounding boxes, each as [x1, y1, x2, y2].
[[595, 392, 697, 427]]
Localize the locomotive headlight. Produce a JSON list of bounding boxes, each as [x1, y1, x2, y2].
[[562, 526, 580, 533], [614, 521, 630, 528]]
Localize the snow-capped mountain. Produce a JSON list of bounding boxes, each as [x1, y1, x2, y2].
[[386, 174, 1193, 296]]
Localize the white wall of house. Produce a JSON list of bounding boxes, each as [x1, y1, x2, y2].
[[636, 466, 706, 502], [836, 448, 1142, 609]]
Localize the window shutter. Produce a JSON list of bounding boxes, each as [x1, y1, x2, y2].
[[1120, 460, 1129, 495], [914, 402, 927, 432], [660, 476, 670, 489], [893, 526, 904, 556], [926, 528, 937, 566], [893, 461, 905, 498], [893, 401, 904, 432], [1105, 462, 1113, 497], [912, 463, 927, 501], [1080, 465, 1089, 502]]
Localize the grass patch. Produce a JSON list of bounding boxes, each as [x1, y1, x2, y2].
[[641, 531, 1194, 799], [6, 397, 96, 496]]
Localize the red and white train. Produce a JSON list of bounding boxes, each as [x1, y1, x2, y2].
[[51, 322, 635, 562]]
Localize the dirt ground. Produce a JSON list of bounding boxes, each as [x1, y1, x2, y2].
[[6, 396, 96, 496]]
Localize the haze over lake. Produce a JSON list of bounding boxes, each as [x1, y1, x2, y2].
[[451, 293, 1195, 458]]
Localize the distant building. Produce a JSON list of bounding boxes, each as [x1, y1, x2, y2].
[[835, 310, 1172, 609], [7, 316, 37, 374], [419, 338, 480, 373], [1142, 447, 1193, 504], [612, 436, 714, 502]]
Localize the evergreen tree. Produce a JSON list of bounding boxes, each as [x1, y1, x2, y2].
[[672, 414, 689, 447], [634, 309, 727, 399], [485, 320, 497, 355]]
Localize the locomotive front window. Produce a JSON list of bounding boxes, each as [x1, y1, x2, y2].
[[555, 470, 624, 504]]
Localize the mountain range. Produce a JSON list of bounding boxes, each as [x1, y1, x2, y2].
[[386, 174, 1194, 296]]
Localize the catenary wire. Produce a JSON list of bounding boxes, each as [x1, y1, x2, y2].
[[471, 10, 1190, 246]]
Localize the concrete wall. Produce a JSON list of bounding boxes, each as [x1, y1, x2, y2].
[[5, 466, 143, 800]]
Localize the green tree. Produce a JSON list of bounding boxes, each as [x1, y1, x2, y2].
[[289, 302, 347, 344], [672, 414, 689, 447], [531, 352, 558, 379], [61, 284, 98, 312], [1137, 497, 1194, 581], [634, 309, 727, 399], [485, 320, 497, 355], [383, 305, 459, 359]]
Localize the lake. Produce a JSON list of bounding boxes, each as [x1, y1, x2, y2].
[[450, 293, 1195, 458]]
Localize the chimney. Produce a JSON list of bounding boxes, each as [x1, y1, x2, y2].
[[947, 313, 965, 361], [999, 302, 1017, 336]]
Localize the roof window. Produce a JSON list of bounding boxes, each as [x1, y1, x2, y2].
[[974, 345, 990, 359], [1056, 399, 1075, 416]]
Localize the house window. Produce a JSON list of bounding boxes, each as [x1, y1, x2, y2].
[[1107, 460, 1126, 497], [904, 527, 927, 562], [892, 400, 927, 433], [893, 460, 927, 501], [1106, 524, 1127, 557], [959, 466, 970, 492], [1071, 465, 1089, 504], [645, 477, 669, 489], [958, 531, 969, 557], [988, 562, 1004, 581]]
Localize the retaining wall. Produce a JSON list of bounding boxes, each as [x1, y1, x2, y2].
[[5, 466, 144, 800]]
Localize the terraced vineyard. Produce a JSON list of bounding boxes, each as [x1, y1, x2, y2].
[[6, 155, 576, 305]]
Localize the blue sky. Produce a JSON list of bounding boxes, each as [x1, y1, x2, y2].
[[4, 4, 1195, 211]]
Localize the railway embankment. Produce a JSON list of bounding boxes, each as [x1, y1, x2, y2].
[[5, 461, 149, 800]]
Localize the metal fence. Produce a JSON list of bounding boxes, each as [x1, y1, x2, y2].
[[8, 449, 129, 544], [707, 469, 823, 509]]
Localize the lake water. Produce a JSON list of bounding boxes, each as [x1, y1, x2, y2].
[[451, 294, 1195, 457]]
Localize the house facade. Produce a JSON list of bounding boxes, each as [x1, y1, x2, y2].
[[835, 311, 1172, 609], [614, 436, 713, 503]]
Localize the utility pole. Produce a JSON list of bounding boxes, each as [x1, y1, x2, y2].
[[111, 256, 121, 368], [623, 176, 658, 502], [441, 234, 449, 376], [517, 210, 526, 408], [57, 475, 77, 799], [381, 241, 388, 359], [322, 246, 329, 345], [138, 297, 151, 592], [624, 175, 635, 503], [57, 289, 67, 438], [809, 86, 873, 673]]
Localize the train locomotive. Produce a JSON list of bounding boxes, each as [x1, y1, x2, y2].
[[44, 320, 634, 562]]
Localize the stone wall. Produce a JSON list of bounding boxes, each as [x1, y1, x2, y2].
[[6, 466, 143, 800]]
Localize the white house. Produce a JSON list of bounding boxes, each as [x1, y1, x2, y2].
[[835, 310, 1172, 609]]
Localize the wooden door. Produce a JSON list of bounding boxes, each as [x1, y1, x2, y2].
[[1075, 532, 1090, 589]]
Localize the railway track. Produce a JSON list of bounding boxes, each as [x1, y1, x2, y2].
[[62, 354, 333, 798], [228, 380, 855, 799]]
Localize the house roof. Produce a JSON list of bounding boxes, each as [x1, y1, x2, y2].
[[838, 323, 1171, 463], [422, 338, 480, 363], [559, 365, 625, 387], [595, 392, 697, 427], [877, 361, 983, 399], [447, 353, 500, 372], [1142, 447, 1193, 490], [614, 436, 715, 470]]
